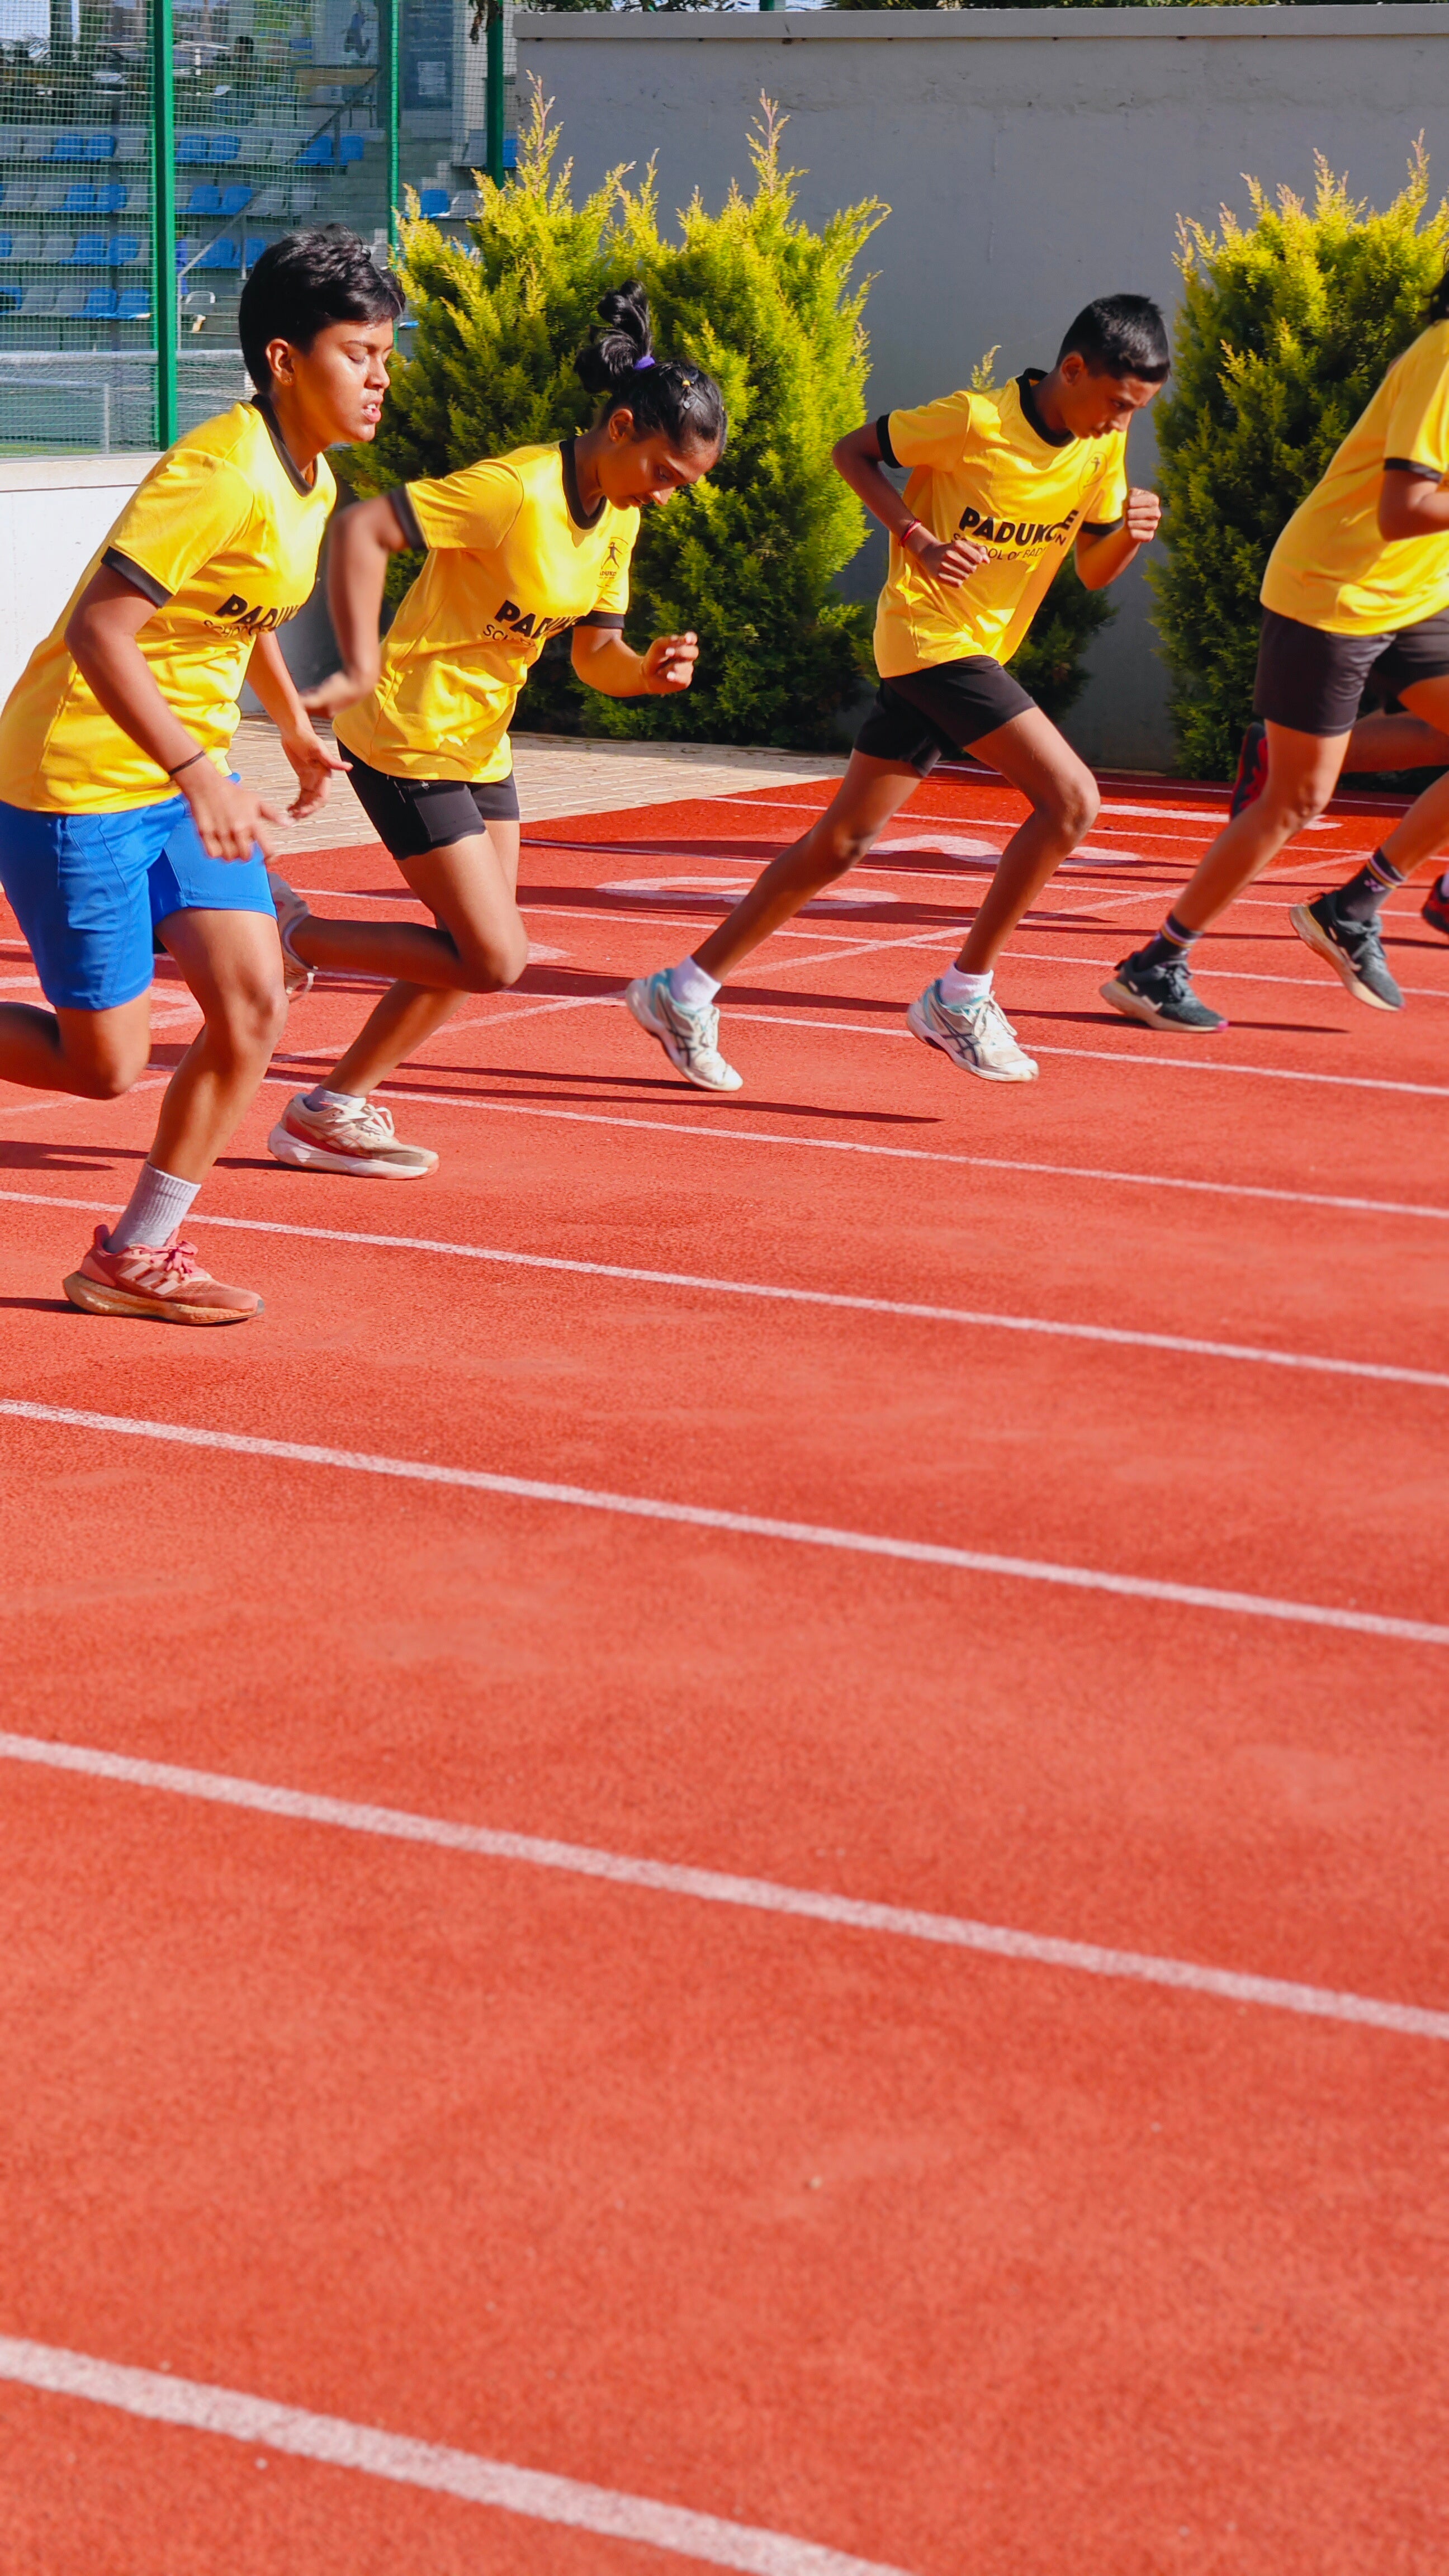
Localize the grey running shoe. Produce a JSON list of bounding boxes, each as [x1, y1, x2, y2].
[[906, 979, 1038, 1080], [1100, 953, 1227, 1032], [625, 969, 742, 1091], [1289, 894, 1403, 1011]]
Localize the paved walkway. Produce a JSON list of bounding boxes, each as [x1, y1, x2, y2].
[[235, 719, 845, 853]]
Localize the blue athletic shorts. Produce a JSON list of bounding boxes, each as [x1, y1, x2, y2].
[[0, 792, 274, 1012]]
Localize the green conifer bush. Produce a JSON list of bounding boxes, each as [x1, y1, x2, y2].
[[347, 87, 887, 749], [1152, 150, 1449, 778]]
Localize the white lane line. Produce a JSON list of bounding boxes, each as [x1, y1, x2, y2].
[[3, 1731, 1447, 2042], [0, 2337, 907, 2576], [2, 1403, 1442, 1647], [0, 1186, 1440, 1393], [336, 1085, 1449, 1226], [705, 1008, 1449, 1098]]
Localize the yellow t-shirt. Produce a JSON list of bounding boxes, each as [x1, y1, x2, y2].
[[873, 373, 1130, 679], [0, 399, 334, 814], [336, 440, 638, 784], [1261, 321, 1449, 636]]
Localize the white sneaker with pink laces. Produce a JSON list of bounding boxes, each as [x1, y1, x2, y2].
[[267, 1091, 438, 1178], [63, 1227, 263, 1324]]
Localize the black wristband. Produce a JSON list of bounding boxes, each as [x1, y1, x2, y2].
[[167, 750, 207, 779]]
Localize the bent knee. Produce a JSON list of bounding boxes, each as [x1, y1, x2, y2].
[[212, 983, 288, 1059], [1268, 788, 1330, 835], [77, 1053, 148, 1100], [458, 930, 529, 990], [814, 825, 876, 878], [1040, 768, 1100, 840]]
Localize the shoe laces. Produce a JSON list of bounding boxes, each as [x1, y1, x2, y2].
[[347, 1101, 396, 1144]]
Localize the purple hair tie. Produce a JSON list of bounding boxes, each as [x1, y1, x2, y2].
[[631, 355, 656, 371]]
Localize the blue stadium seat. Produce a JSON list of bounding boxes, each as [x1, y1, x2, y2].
[[111, 234, 140, 264], [295, 133, 333, 168], [504, 135, 517, 171], [184, 184, 222, 216], [117, 288, 150, 321], [243, 235, 266, 268], [84, 133, 116, 160], [0, 233, 12, 261], [49, 134, 86, 162], [178, 134, 211, 165], [338, 134, 364, 166], [62, 183, 96, 214], [0, 284, 20, 312], [209, 135, 241, 164], [418, 187, 448, 217], [83, 285, 119, 319], [94, 182, 127, 213], [219, 183, 253, 216], [195, 234, 240, 271]]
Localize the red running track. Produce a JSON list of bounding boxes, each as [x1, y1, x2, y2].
[[0, 766, 1446, 2575]]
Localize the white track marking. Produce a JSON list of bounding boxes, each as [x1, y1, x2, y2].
[[2, 1731, 1447, 2042], [0, 2338, 909, 2576], [0, 1073, 168, 1118], [1001, 945, 1449, 1000], [1, 1401, 1442, 1646], [0, 1187, 1440, 1392], [322, 1084, 1449, 1225], [704, 1009, 1449, 1098]]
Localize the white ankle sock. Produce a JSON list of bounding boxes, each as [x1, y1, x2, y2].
[[666, 956, 720, 1010], [109, 1161, 201, 1252], [940, 965, 992, 1006], [305, 1085, 366, 1113]]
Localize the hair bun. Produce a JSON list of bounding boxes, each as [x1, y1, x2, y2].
[[576, 280, 654, 396]]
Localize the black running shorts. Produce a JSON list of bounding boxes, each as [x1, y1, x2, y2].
[[344, 748, 521, 859], [1252, 604, 1449, 736], [854, 656, 1038, 774]]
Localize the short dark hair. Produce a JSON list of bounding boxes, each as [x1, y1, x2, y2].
[[1058, 295, 1171, 384], [238, 225, 404, 390], [576, 281, 727, 457]]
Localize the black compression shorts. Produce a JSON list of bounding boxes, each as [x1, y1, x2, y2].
[[344, 749, 520, 860], [854, 657, 1037, 774], [1253, 604, 1449, 736]]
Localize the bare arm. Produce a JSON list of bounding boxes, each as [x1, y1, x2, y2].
[[301, 493, 413, 718], [246, 629, 349, 820], [1075, 487, 1162, 591], [65, 565, 282, 861], [1377, 466, 1449, 542], [832, 420, 991, 589], [571, 624, 699, 698]]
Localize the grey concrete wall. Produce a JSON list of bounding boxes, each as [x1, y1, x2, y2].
[[517, 4, 1449, 772]]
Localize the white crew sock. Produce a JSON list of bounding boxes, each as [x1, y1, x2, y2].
[[108, 1161, 201, 1252], [666, 955, 721, 1011], [304, 1085, 367, 1114], [939, 964, 992, 1006]]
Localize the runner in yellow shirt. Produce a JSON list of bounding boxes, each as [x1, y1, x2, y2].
[[624, 295, 1168, 1091], [264, 284, 725, 1177], [0, 226, 402, 1319], [1105, 285, 1449, 1029]]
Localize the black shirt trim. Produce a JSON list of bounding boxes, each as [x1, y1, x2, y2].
[[1384, 455, 1443, 482], [250, 392, 315, 495], [1081, 518, 1124, 537], [389, 485, 427, 553], [561, 437, 605, 531], [875, 412, 899, 470], [102, 546, 170, 608], [576, 609, 626, 631], [1017, 370, 1072, 451]]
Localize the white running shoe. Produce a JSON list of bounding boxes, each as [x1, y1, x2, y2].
[[624, 969, 742, 1092], [267, 1092, 439, 1177], [267, 870, 314, 1000], [907, 979, 1039, 1082]]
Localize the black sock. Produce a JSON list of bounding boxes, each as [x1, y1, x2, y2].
[[1333, 847, 1403, 926], [1134, 911, 1200, 973]]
